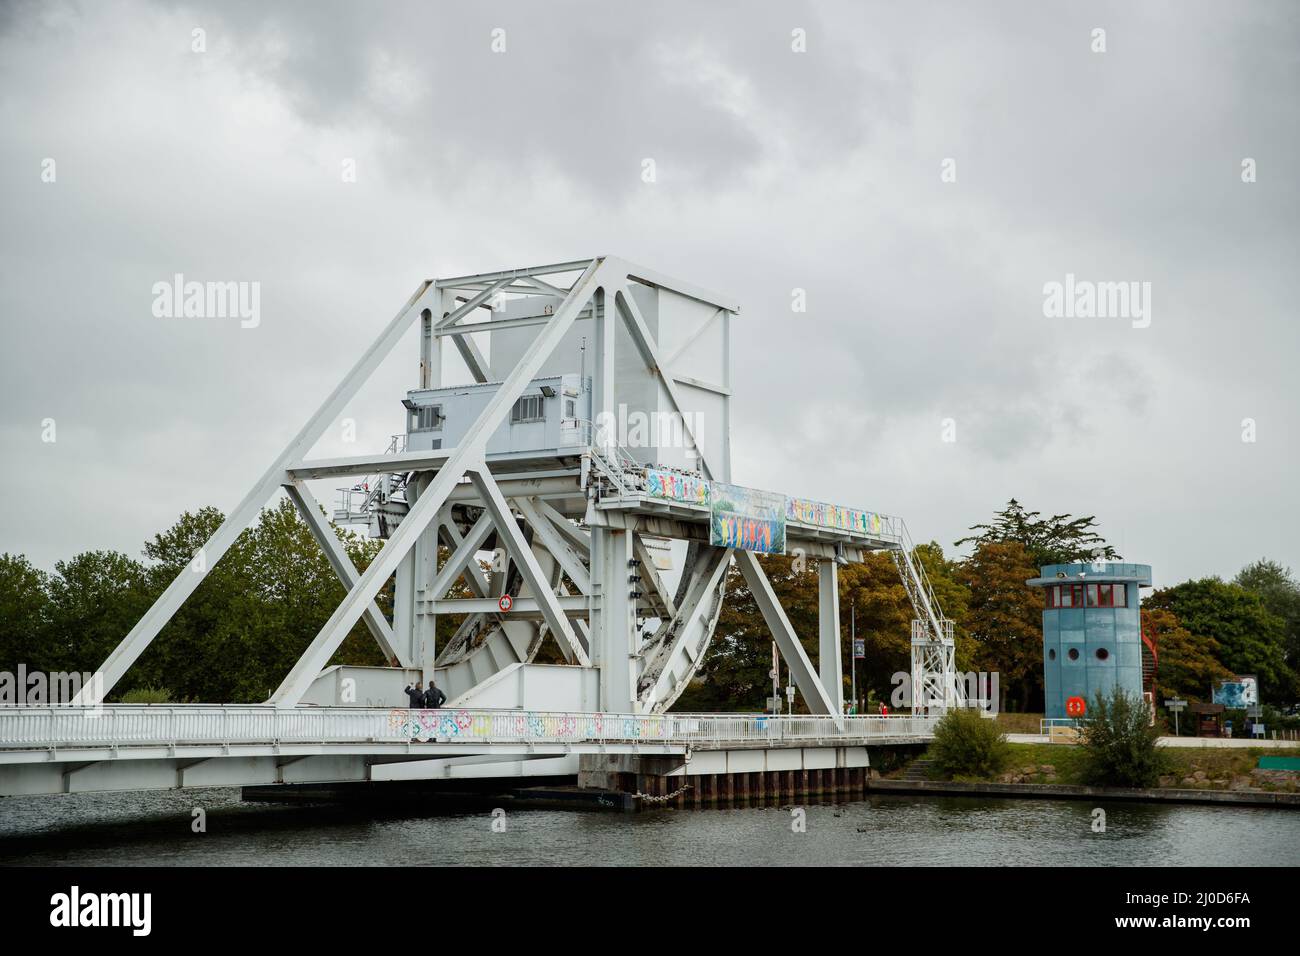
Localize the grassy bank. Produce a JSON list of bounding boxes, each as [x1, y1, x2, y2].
[[906, 742, 1299, 793]]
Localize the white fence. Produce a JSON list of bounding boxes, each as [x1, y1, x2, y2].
[[0, 706, 940, 751]]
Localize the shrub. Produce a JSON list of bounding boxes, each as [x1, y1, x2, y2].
[[1079, 687, 1171, 788], [930, 706, 1011, 778], [119, 686, 173, 704]]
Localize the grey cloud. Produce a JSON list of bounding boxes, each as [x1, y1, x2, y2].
[[0, 0, 1296, 588]]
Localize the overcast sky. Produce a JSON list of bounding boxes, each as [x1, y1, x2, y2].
[[1, 0, 1296, 588]]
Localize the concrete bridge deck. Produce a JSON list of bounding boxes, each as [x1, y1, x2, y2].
[[0, 706, 938, 797]]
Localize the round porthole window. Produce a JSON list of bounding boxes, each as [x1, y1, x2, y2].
[[1048, 649, 1056, 661], [1096, 647, 1110, 661], [1067, 648, 1080, 661]]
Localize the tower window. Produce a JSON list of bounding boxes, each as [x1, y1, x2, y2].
[[1067, 648, 1080, 661], [1084, 584, 1127, 607], [1095, 647, 1110, 661]]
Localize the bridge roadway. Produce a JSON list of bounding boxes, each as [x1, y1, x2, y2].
[[0, 706, 937, 797]]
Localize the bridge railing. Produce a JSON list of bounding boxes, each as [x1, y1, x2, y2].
[[0, 706, 940, 752]]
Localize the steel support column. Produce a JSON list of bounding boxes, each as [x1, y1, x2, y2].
[[818, 560, 845, 714]]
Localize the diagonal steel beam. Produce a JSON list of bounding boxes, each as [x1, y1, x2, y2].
[[449, 324, 493, 383], [632, 533, 676, 620], [74, 280, 436, 705], [643, 546, 730, 706], [435, 278, 511, 330], [431, 510, 494, 599], [269, 258, 608, 706], [514, 274, 570, 298], [533, 498, 591, 555], [514, 497, 590, 593], [470, 469, 590, 666], [735, 550, 839, 720], [270, 453, 475, 706], [285, 481, 403, 664]]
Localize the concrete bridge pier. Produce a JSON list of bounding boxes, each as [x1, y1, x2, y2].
[[578, 746, 885, 809]]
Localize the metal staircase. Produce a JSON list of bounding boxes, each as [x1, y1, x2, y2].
[[1140, 625, 1158, 693], [891, 519, 966, 713]]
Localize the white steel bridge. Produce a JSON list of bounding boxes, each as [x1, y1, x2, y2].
[[1, 258, 964, 801]]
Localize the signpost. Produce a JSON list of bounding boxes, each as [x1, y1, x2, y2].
[[1165, 697, 1187, 736], [771, 643, 779, 715], [850, 602, 863, 715]]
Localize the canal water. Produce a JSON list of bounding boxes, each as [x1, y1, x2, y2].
[[2, 789, 1297, 866]]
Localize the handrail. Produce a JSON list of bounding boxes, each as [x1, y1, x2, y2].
[[0, 706, 940, 751], [334, 434, 411, 522]]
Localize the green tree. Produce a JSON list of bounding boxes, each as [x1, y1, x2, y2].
[[120, 500, 398, 702], [839, 551, 915, 709], [1142, 606, 1231, 702], [1234, 559, 1300, 697], [955, 540, 1043, 712], [955, 498, 1118, 567], [44, 550, 152, 679], [1079, 687, 1170, 788], [1146, 578, 1293, 701], [0, 553, 51, 675]]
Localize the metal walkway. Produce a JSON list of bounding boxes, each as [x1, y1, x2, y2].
[[0, 706, 938, 797]]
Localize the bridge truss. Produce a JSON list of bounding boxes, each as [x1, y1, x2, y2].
[[69, 256, 962, 726]]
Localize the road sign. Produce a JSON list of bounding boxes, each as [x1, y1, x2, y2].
[[1065, 696, 1087, 718], [1165, 698, 1187, 711], [853, 639, 865, 659], [498, 594, 513, 612]]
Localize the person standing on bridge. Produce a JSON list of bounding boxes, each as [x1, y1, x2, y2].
[[404, 681, 425, 708], [423, 683, 446, 709]]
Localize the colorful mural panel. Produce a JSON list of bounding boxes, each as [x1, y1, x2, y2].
[[786, 496, 887, 536], [709, 482, 787, 554], [645, 467, 710, 506]]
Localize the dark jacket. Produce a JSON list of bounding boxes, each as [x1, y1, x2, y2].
[[424, 686, 446, 709], [404, 684, 425, 708]]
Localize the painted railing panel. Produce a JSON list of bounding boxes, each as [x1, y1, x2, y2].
[[0, 706, 940, 750]]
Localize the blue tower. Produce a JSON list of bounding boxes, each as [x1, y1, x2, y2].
[[1026, 563, 1152, 719]]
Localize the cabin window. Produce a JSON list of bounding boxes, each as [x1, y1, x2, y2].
[[511, 395, 545, 423], [409, 404, 443, 431]]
